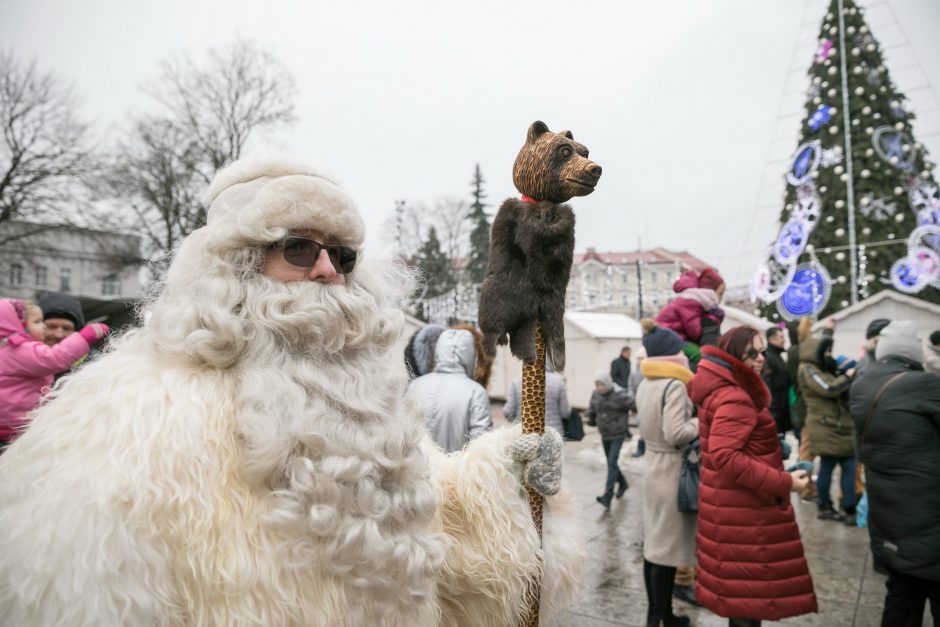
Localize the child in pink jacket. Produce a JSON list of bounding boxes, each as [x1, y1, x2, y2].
[[0, 298, 107, 444], [655, 268, 726, 368]]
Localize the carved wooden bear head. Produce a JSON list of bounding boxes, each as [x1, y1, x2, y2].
[[511, 121, 602, 203]]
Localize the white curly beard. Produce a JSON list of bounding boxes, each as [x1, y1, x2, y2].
[[227, 269, 448, 621]]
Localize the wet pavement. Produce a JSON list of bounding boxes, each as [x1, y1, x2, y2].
[[492, 406, 930, 627]]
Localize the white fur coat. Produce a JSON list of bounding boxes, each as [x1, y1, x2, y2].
[[0, 335, 583, 626]]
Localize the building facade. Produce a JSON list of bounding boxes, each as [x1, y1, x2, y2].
[[566, 247, 713, 319], [0, 221, 143, 303]]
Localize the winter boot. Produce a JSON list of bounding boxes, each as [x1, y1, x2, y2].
[[649, 617, 692, 627], [596, 490, 613, 509], [616, 478, 629, 498], [633, 438, 646, 457], [817, 503, 845, 521], [673, 584, 699, 606], [647, 562, 690, 627], [842, 506, 857, 527]]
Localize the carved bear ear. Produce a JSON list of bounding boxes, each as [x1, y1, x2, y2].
[[527, 120, 550, 143], [559, 130, 574, 139]]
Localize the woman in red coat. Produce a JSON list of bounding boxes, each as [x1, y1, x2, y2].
[[688, 326, 817, 627]]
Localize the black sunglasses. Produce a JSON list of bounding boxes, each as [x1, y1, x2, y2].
[[743, 347, 763, 360], [269, 236, 357, 275]]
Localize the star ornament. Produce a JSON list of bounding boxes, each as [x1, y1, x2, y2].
[[809, 105, 834, 131]]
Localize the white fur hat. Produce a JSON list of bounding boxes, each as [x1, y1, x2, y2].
[[204, 155, 366, 250]]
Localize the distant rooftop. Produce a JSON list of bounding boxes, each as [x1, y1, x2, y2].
[[565, 311, 643, 339], [574, 247, 713, 271]]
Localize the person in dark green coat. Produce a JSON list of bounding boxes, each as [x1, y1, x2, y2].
[[798, 335, 857, 524]]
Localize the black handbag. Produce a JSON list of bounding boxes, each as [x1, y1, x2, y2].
[[563, 408, 585, 441]]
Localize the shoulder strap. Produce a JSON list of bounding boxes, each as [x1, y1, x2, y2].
[[660, 379, 678, 450], [860, 372, 907, 449], [660, 379, 676, 412]]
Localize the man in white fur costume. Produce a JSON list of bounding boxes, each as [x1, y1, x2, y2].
[[0, 156, 582, 626]]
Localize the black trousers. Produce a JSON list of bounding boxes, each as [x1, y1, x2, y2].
[[881, 568, 940, 627]]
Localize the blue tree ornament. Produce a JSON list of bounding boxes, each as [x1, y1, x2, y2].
[[787, 141, 821, 186], [774, 220, 809, 265], [777, 263, 831, 320], [808, 105, 833, 132]]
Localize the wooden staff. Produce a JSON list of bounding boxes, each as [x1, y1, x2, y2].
[[519, 324, 546, 627], [477, 120, 602, 627]]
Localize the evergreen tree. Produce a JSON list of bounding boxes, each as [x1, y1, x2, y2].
[[465, 163, 490, 284], [753, 0, 939, 320], [415, 226, 456, 300]]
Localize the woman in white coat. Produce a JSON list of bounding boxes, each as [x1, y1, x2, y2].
[[635, 320, 698, 627]]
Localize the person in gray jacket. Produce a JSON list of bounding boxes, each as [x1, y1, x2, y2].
[[407, 329, 493, 453], [502, 363, 571, 435]]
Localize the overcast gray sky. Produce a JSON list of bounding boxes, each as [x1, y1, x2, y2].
[[3, 0, 939, 287]]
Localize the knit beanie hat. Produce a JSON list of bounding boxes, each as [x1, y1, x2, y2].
[[865, 318, 891, 340], [698, 268, 725, 291], [875, 320, 922, 362], [38, 292, 85, 329], [640, 318, 685, 357], [203, 155, 366, 251], [931, 330, 940, 347]]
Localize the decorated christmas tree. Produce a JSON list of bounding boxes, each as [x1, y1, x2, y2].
[[753, 0, 940, 320]]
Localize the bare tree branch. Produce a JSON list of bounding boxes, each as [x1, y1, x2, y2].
[[0, 51, 92, 229], [102, 38, 297, 259]]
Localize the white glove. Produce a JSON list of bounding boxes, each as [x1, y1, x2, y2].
[[501, 427, 564, 496]]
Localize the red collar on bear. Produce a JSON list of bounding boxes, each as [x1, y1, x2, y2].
[[520, 195, 539, 204]]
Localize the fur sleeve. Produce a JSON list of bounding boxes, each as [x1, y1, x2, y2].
[[426, 427, 584, 627]]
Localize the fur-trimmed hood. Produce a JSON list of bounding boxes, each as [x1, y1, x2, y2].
[[404, 324, 446, 378], [689, 344, 771, 410]]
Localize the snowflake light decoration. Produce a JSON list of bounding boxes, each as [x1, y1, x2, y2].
[[909, 180, 940, 214], [859, 195, 897, 221], [855, 32, 876, 50], [820, 147, 843, 168]]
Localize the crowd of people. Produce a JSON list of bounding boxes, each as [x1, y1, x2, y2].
[[584, 268, 940, 627], [398, 261, 939, 626], [1, 156, 938, 626]]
